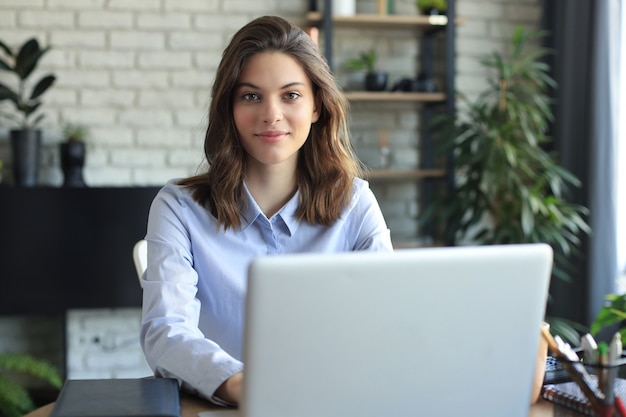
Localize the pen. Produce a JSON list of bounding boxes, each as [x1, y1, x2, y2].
[[598, 342, 609, 366], [609, 332, 623, 365], [554, 336, 602, 398], [554, 335, 579, 362], [616, 396, 626, 417], [581, 333, 598, 364], [597, 341, 620, 415]]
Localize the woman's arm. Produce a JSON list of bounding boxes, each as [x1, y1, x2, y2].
[[140, 183, 244, 403], [215, 371, 244, 404]]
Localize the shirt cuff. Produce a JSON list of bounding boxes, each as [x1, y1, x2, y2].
[[209, 394, 238, 407]]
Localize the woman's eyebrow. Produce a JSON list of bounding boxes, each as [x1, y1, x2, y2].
[[280, 81, 305, 89], [235, 81, 305, 90], [236, 82, 260, 90]]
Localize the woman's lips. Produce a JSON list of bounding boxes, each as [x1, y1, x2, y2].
[[255, 130, 288, 143]]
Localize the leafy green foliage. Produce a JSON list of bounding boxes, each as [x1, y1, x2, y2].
[[417, 0, 447, 13], [0, 37, 56, 128], [62, 121, 90, 142], [420, 27, 590, 342], [590, 293, 626, 340], [0, 354, 62, 417], [549, 317, 588, 346], [345, 49, 377, 73]]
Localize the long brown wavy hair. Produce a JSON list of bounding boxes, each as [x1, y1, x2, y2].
[[179, 15, 363, 230]]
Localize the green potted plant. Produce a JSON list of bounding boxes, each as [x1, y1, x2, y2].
[[416, 0, 447, 15], [0, 353, 62, 417], [60, 122, 89, 187], [420, 26, 590, 342], [345, 49, 388, 92], [0, 37, 56, 186]]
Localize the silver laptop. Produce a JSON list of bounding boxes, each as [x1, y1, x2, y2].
[[241, 243, 553, 417]]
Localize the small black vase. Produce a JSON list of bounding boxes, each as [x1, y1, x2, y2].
[[364, 72, 388, 91], [421, 8, 447, 16], [10, 129, 42, 187], [60, 141, 86, 187]]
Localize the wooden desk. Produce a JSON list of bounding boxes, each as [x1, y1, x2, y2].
[[24, 395, 555, 417], [530, 399, 555, 416]]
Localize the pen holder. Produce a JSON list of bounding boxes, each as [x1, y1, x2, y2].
[[584, 356, 626, 416], [552, 353, 626, 417]]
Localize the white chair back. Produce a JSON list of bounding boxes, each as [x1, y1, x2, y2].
[[132, 239, 147, 288]]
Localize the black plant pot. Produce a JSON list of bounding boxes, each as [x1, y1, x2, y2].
[[60, 141, 86, 187], [10, 129, 42, 187], [421, 8, 447, 16], [364, 72, 388, 92]]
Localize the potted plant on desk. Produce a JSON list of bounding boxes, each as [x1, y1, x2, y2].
[[0, 37, 56, 187]]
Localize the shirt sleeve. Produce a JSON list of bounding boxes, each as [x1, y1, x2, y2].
[[349, 180, 394, 252], [139, 184, 244, 404]]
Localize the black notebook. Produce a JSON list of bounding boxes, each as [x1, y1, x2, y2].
[[49, 378, 181, 417], [542, 377, 626, 416]]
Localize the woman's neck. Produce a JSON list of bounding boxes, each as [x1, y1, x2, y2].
[[245, 163, 298, 219]]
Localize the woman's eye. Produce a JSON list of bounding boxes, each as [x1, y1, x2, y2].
[[242, 92, 260, 101], [284, 92, 300, 100]]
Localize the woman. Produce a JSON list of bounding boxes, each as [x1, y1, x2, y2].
[[140, 15, 393, 406]]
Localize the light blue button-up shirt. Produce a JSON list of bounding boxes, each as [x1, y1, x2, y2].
[[140, 178, 393, 402]]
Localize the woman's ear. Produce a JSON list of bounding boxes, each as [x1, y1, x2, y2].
[[312, 91, 321, 123]]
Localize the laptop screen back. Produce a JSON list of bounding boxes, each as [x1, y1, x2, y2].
[[242, 244, 553, 417]]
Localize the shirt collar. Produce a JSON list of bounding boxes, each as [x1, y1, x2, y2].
[[240, 182, 301, 236], [277, 190, 301, 236]]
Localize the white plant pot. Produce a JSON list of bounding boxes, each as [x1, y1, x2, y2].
[[333, 0, 356, 16]]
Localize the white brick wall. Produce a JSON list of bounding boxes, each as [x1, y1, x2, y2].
[[66, 309, 152, 379], [0, 0, 542, 381]]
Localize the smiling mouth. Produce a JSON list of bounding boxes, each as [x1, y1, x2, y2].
[[255, 131, 288, 143]]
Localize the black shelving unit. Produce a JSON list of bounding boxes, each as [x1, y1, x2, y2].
[[307, 0, 457, 245]]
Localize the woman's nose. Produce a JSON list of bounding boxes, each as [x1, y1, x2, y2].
[[262, 99, 282, 124]]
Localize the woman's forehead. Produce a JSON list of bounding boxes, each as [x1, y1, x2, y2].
[[236, 52, 312, 89]]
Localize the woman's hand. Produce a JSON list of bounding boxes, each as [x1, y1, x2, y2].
[[215, 371, 243, 404]]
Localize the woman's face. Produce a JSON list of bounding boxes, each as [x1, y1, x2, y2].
[[233, 51, 319, 174]]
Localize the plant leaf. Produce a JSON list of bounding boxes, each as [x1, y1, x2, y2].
[[0, 84, 19, 103], [0, 40, 14, 58], [29, 74, 56, 100], [15, 39, 49, 81], [0, 354, 62, 389], [0, 374, 35, 417], [30, 112, 46, 127], [0, 57, 12, 72]]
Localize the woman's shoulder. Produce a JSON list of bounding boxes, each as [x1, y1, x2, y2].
[[346, 177, 377, 209], [350, 177, 373, 198], [153, 178, 197, 208]]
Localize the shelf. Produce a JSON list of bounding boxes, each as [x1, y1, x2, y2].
[[344, 91, 445, 102], [306, 12, 449, 28], [365, 169, 446, 180]]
